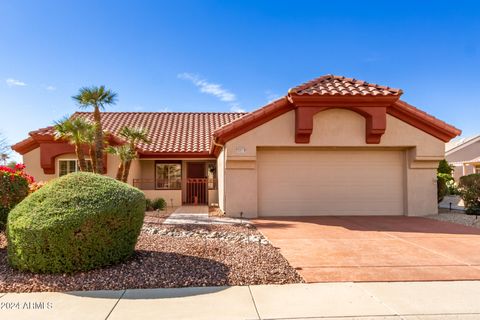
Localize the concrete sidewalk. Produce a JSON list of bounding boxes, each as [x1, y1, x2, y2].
[[1, 281, 480, 319]]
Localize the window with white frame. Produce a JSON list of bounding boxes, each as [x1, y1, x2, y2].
[[58, 159, 93, 176]]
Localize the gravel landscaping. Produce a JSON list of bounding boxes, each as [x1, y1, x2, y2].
[[0, 220, 303, 293], [428, 209, 480, 228], [143, 210, 173, 224]]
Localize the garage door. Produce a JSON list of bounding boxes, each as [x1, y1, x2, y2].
[[257, 148, 405, 216]]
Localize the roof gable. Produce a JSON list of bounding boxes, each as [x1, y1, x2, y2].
[[213, 74, 461, 151], [290, 74, 402, 97]]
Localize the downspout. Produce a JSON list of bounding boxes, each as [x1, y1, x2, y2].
[[212, 138, 227, 214]]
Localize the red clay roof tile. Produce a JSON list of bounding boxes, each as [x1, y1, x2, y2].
[[13, 75, 461, 156], [290, 74, 402, 96], [28, 112, 247, 154]]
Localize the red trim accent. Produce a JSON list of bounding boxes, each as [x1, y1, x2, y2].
[[213, 92, 461, 145], [388, 100, 461, 142], [11, 137, 39, 154], [211, 97, 294, 153], [40, 142, 78, 174], [294, 106, 387, 144]]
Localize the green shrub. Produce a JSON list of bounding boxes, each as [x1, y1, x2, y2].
[[7, 172, 145, 273], [0, 164, 33, 230], [459, 174, 480, 214], [151, 197, 167, 211], [437, 174, 448, 203], [437, 159, 454, 175], [145, 198, 154, 211]]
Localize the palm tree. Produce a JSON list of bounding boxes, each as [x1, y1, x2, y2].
[[83, 122, 98, 173], [54, 117, 94, 172], [118, 126, 150, 182], [106, 145, 133, 181], [72, 86, 117, 174], [0, 132, 9, 163], [0, 153, 8, 166]]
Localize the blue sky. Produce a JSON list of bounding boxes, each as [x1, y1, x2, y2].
[[1, 1, 479, 161]]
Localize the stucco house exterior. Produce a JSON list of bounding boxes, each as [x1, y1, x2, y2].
[[13, 75, 461, 218], [445, 135, 480, 181]]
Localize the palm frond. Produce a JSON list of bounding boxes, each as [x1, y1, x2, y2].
[[72, 85, 118, 110], [53, 116, 95, 145], [119, 126, 151, 145]]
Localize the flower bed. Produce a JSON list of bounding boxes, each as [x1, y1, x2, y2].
[[0, 164, 34, 229]]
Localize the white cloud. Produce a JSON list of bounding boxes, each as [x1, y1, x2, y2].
[[178, 73, 237, 102], [46, 85, 56, 91], [178, 72, 246, 112], [6, 78, 26, 87], [265, 90, 281, 103], [158, 107, 171, 112], [230, 104, 246, 113]]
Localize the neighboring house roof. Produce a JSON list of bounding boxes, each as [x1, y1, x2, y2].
[[13, 112, 246, 155], [445, 134, 480, 155], [290, 74, 403, 96]]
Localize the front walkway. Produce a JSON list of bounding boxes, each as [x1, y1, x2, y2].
[[254, 216, 480, 282], [163, 205, 245, 225], [2, 281, 480, 319]]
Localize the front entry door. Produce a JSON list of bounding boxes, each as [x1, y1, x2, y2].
[[186, 162, 208, 204]]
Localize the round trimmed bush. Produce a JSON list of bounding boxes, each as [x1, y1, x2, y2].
[[7, 172, 145, 273]]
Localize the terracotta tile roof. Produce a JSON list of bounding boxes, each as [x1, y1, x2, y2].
[[213, 97, 293, 144], [290, 74, 402, 96], [29, 112, 247, 154], [390, 100, 461, 140], [13, 74, 462, 156], [213, 75, 460, 145]]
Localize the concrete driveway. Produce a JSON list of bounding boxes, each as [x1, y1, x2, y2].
[[253, 216, 480, 282]]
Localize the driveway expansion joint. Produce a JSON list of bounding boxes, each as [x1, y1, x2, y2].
[[248, 285, 262, 320], [104, 289, 126, 320]]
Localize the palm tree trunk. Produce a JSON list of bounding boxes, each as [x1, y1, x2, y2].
[[93, 106, 104, 174], [75, 144, 87, 172], [122, 160, 132, 183], [89, 145, 97, 173], [116, 161, 124, 181]]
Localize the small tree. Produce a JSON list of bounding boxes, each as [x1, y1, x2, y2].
[[459, 174, 480, 214], [72, 86, 117, 174], [106, 145, 133, 181], [0, 132, 10, 165], [437, 159, 456, 196], [54, 117, 94, 172], [118, 127, 150, 183], [438, 159, 454, 175]]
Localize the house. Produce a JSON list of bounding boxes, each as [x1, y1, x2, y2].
[[445, 135, 480, 181], [12, 75, 461, 218]]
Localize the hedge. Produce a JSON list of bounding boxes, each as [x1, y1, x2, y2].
[[459, 174, 480, 214], [7, 172, 145, 273]]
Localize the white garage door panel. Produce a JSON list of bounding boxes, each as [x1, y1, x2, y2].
[[257, 149, 405, 216]]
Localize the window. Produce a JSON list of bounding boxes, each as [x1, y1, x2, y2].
[[155, 162, 181, 189], [207, 162, 217, 189], [476, 165, 480, 174], [58, 159, 93, 176], [59, 160, 77, 176]]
